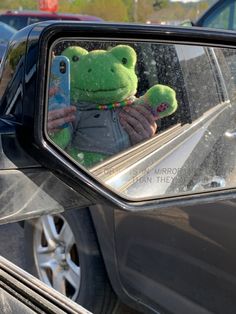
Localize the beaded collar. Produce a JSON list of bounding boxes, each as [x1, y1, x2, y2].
[[96, 96, 136, 110]]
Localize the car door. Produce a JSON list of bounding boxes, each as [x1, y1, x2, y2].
[[91, 42, 236, 314]]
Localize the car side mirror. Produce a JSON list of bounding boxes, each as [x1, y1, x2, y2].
[[1, 21, 236, 222]]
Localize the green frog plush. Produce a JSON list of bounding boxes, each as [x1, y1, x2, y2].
[[50, 45, 178, 167]]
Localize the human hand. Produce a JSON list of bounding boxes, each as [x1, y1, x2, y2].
[[119, 104, 158, 145], [48, 106, 76, 135]]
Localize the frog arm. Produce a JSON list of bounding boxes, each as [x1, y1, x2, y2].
[[134, 84, 178, 119]]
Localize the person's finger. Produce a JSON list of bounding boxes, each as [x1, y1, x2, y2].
[[130, 106, 158, 136], [120, 112, 153, 145], [48, 106, 76, 121], [120, 117, 143, 144], [48, 106, 76, 120], [120, 110, 148, 136], [136, 104, 159, 123], [48, 114, 76, 131], [122, 107, 157, 137]]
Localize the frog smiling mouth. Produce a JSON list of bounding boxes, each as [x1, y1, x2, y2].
[[78, 86, 127, 93]]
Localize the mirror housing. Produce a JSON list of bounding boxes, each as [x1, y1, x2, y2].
[[1, 21, 236, 221]]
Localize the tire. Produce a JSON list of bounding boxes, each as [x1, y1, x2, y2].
[[24, 207, 117, 314]]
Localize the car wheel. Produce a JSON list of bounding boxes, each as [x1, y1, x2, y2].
[[24, 207, 116, 313]]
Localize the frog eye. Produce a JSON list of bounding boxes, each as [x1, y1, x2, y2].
[[72, 55, 79, 62], [122, 57, 128, 65], [110, 45, 136, 68]]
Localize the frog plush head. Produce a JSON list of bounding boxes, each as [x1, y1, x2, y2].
[[63, 44, 178, 119], [63, 45, 138, 104]]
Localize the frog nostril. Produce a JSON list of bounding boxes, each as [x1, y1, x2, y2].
[[111, 68, 115, 73], [88, 69, 92, 73], [122, 57, 127, 65]]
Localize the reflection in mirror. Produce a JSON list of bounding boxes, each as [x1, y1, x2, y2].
[[46, 39, 236, 200]]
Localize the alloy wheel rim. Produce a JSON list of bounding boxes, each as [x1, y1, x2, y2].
[[33, 214, 80, 300]]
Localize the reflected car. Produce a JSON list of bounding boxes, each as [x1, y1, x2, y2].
[[0, 10, 103, 30], [0, 21, 16, 62], [2, 21, 236, 314], [195, 0, 236, 30]]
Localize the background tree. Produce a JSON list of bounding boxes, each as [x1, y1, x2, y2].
[[76, 0, 128, 21], [0, 0, 211, 24], [153, 0, 168, 10], [0, 0, 37, 10], [59, 0, 85, 14], [125, 0, 162, 23]]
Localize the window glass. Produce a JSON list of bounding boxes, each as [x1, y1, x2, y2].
[[214, 47, 236, 101], [176, 45, 222, 120], [202, 4, 231, 30], [0, 22, 16, 41], [233, 1, 236, 29], [0, 15, 28, 30], [46, 40, 236, 200], [28, 16, 61, 25]]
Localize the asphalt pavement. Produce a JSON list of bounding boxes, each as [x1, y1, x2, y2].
[[0, 222, 25, 270]]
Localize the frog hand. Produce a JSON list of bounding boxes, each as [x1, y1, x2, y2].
[[144, 84, 178, 119]]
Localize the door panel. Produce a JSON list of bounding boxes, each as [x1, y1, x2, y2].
[[115, 200, 236, 314]]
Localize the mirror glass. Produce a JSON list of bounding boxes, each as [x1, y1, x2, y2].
[[46, 39, 236, 200]]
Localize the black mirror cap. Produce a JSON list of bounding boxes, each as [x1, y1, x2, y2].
[[0, 24, 34, 117]]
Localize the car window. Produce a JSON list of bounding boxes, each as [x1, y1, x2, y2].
[[201, 1, 236, 30], [0, 15, 28, 30], [28, 16, 60, 25], [0, 22, 16, 42], [214, 47, 236, 102], [28, 17, 44, 25], [175, 45, 223, 120]]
